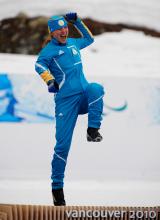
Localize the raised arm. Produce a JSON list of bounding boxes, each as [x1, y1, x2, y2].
[[65, 12, 94, 49]]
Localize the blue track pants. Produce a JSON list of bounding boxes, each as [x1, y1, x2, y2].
[[51, 83, 104, 189]]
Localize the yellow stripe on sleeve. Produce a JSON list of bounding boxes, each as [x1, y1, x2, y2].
[[40, 70, 54, 83], [80, 20, 94, 38]]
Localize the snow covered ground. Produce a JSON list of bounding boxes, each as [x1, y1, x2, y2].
[[0, 180, 160, 206], [0, 0, 160, 206], [1, 30, 160, 78], [0, 30, 160, 205]]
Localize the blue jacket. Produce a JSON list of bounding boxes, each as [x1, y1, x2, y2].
[[35, 18, 94, 98]]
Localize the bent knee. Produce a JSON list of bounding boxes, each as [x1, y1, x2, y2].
[[88, 82, 105, 95]]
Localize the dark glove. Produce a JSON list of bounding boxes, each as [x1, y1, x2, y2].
[[47, 80, 59, 93], [65, 12, 77, 23]]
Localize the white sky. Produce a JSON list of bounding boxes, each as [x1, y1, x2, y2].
[[0, 0, 160, 30]]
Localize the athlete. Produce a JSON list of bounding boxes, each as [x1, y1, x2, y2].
[[35, 12, 104, 206]]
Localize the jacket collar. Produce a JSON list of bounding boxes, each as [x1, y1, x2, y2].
[[51, 37, 67, 46]]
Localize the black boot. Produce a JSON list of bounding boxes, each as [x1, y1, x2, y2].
[[87, 127, 103, 142], [52, 188, 66, 206]]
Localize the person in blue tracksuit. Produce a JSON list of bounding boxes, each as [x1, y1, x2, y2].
[[35, 12, 104, 206]]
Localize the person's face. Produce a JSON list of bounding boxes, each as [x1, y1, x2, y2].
[[51, 26, 69, 44]]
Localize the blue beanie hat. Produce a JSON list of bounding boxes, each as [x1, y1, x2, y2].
[[48, 15, 68, 33]]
